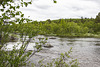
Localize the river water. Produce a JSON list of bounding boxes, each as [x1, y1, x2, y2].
[[5, 35, 100, 67]]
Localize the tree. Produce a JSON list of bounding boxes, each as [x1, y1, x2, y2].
[[0, 0, 57, 67], [0, 0, 32, 43], [95, 12, 100, 23], [0, 0, 36, 66]]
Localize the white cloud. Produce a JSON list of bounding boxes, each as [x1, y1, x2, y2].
[[20, 0, 100, 21]]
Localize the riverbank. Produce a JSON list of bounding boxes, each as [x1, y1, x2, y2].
[[41, 33, 100, 38]]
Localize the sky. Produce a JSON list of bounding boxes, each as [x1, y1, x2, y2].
[[20, 0, 100, 21]]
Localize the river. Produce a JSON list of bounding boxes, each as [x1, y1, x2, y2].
[[5, 35, 100, 67]]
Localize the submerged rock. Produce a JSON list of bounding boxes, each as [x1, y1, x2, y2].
[[95, 43, 100, 46], [9, 34, 19, 42], [43, 43, 53, 48], [49, 37, 56, 39]]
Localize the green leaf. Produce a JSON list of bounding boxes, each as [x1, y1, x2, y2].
[[13, 7, 15, 10], [16, 18, 20, 21], [6, 10, 10, 13], [2, 4, 5, 8], [28, 2, 32, 4], [60, 53, 64, 56], [21, 0, 23, 2], [24, 2, 28, 7], [53, 0, 57, 3], [12, 13, 15, 17], [16, 12, 20, 15], [21, 2, 23, 7], [16, 6, 20, 9], [21, 14, 24, 17], [10, 6, 13, 9], [0, 9, 4, 12]]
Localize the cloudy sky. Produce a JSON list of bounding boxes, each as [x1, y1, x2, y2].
[[20, 0, 100, 21]]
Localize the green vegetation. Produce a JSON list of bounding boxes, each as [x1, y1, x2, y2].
[[9, 17, 100, 38], [0, 38, 46, 67], [0, 0, 100, 67]]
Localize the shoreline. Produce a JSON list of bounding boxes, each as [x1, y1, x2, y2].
[[40, 33, 100, 38]]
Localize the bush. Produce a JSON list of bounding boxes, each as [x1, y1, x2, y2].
[[0, 37, 47, 67]]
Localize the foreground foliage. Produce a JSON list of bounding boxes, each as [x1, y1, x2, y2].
[[0, 37, 47, 67], [36, 47, 79, 67]]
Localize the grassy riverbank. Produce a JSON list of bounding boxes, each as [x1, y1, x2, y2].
[[41, 33, 100, 38]]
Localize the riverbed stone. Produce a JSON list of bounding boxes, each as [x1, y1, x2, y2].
[[43, 43, 53, 48], [9, 34, 19, 42], [49, 37, 56, 39]]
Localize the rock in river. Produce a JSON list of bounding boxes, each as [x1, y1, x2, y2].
[[43, 43, 53, 48]]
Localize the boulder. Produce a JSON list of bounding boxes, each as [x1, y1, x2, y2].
[[9, 34, 19, 42], [43, 43, 53, 48], [49, 37, 56, 39]]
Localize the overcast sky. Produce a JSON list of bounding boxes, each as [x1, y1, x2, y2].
[[20, 0, 100, 21]]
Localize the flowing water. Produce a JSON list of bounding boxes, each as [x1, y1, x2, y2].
[[6, 35, 100, 67]]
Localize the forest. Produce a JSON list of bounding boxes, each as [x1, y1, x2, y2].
[[7, 17, 100, 38]]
